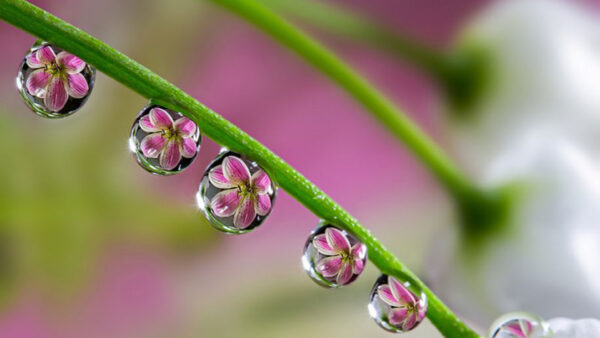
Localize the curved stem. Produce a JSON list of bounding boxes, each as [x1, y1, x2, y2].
[[0, 0, 479, 337], [207, 0, 487, 210], [210, 0, 510, 240], [259, 0, 449, 80], [258, 0, 490, 115]]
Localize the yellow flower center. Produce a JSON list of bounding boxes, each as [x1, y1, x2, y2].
[[45, 63, 65, 77], [162, 128, 182, 142], [340, 250, 353, 264], [238, 182, 256, 198], [406, 302, 417, 315]]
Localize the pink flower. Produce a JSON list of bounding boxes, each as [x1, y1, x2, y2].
[[502, 319, 535, 338], [25, 45, 89, 112], [377, 276, 426, 331], [312, 227, 366, 285], [139, 107, 198, 170], [208, 156, 273, 229]]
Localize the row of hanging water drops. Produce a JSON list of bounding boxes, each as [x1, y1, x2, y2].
[[16, 41, 552, 337]]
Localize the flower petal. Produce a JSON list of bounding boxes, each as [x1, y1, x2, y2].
[[417, 299, 427, 322], [254, 194, 271, 216], [173, 117, 197, 137], [233, 197, 256, 229], [25, 69, 50, 97], [523, 321, 534, 335], [352, 243, 367, 260], [139, 114, 160, 133], [377, 285, 402, 307], [180, 137, 197, 158], [351, 243, 366, 275], [44, 76, 68, 112], [504, 326, 526, 338], [210, 189, 241, 217], [336, 262, 354, 285], [251, 169, 272, 194], [312, 234, 338, 255], [158, 140, 181, 170], [505, 321, 530, 338], [401, 312, 418, 331], [36, 46, 56, 65], [352, 255, 365, 275], [26, 51, 44, 68], [316, 255, 343, 277], [149, 108, 173, 130], [389, 276, 416, 306], [223, 156, 250, 184], [388, 308, 409, 326], [208, 165, 235, 189], [56, 51, 86, 73], [325, 227, 350, 253], [65, 73, 89, 98], [140, 133, 166, 158], [547, 318, 600, 338]]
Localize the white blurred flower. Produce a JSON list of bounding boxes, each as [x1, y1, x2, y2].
[[447, 0, 600, 175], [430, 134, 600, 325], [547, 318, 600, 338], [431, 0, 600, 324]]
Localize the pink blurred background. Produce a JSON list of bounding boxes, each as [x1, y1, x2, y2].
[[1, 0, 598, 337]]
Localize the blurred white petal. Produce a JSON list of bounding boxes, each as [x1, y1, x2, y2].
[[430, 134, 600, 324], [432, 0, 600, 326], [547, 318, 600, 338], [448, 0, 600, 174]]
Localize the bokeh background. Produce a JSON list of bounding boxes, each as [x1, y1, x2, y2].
[[0, 0, 599, 337]]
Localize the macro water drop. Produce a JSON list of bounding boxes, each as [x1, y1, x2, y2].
[[368, 274, 427, 333], [197, 151, 276, 234], [16, 41, 95, 118], [129, 104, 201, 175], [302, 223, 367, 288], [489, 312, 549, 338]]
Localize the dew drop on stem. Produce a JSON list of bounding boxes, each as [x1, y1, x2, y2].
[[488, 312, 549, 338], [368, 274, 428, 333], [196, 151, 277, 234], [16, 41, 95, 118], [302, 222, 367, 288], [129, 104, 202, 175]]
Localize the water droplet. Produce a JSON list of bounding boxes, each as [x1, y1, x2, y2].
[[368, 274, 427, 333], [302, 223, 367, 288], [129, 104, 201, 175], [16, 41, 95, 118], [196, 151, 276, 234], [489, 312, 549, 338]]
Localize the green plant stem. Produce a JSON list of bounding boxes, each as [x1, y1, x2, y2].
[[259, 0, 449, 80], [0, 0, 479, 337], [207, 0, 490, 215], [259, 0, 490, 114], [210, 0, 512, 260]]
